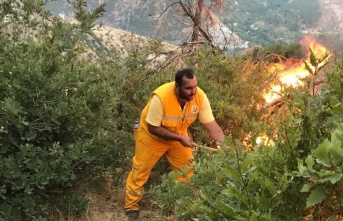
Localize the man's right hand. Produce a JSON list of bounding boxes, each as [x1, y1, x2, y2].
[[179, 136, 195, 148], [148, 124, 197, 148]]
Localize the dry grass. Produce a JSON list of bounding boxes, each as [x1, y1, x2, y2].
[[51, 170, 176, 221]]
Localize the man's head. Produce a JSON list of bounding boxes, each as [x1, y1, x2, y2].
[[175, 68, 197, 101]]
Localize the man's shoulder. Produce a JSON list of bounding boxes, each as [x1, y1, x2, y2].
[[158, 81, 175, 89], [153, 82, 175, 95], [196, 86, 205, 94]]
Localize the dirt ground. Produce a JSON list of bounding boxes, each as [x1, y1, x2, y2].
[[79, 184, 169, 221], [53, 168, 176, 221]]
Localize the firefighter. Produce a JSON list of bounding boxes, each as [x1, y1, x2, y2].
[[125, 68, 225, 219]]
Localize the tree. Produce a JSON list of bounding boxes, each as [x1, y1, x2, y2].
[[163, 0, 226, 52]]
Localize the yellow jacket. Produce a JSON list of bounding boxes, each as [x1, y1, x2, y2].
[[139, 82, 205, 140]]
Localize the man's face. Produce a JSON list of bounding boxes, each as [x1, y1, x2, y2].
[[176, 76, 197, 101]]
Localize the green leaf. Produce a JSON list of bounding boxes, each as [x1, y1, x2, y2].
[[303, 61, 314, 75], [312, 140, 331, 167], [300, 183, 313, 193], [319, 170, 342, 184], [309, 48, 317, 67], [22, 121, 30, 126], [297, 159, 309, 176], [306, 187, 326, 207], [331, 126, 343, 146], [305, 156, 314, 171]]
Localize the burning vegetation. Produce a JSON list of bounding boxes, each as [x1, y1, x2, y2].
[[250, 36, 333, 147], [264, 35, 331, 105]]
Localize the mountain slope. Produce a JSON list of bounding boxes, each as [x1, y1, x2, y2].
[[314, 0, 343, 33], [46, 0, 343, 49]]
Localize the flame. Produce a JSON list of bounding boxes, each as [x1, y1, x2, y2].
[[256, 133, 275, 146], [255, 36, 331, 147], [263, 36, 331, 103]]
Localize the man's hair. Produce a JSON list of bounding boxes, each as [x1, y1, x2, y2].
[[175, 68, 195, 86]]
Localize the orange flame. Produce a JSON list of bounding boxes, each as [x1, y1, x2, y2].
[[256, 133, 275, 146], [263, 36, 331, 104], [254, 36, 331, 147]]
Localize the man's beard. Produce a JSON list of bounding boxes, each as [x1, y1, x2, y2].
[[178, 88, 195, 101]]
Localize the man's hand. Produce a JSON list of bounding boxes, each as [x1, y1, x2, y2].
[[179, 136, 195, 148], [216, 140, 229, 150], [148, 123, 197, 148], [201, 121, 224, 144]]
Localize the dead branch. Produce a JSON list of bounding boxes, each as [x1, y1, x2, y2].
[[157, 2, 180, 19]]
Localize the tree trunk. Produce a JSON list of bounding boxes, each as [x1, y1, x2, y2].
[[190, 0, 203, 42]]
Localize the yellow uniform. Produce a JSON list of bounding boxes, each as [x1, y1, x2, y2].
[[125, 82, 214, 211]]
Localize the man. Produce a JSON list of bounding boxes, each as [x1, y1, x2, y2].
[[125, 68, 225, 219]]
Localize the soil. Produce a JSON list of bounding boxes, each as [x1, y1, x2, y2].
[[54, 169, 176, 221]]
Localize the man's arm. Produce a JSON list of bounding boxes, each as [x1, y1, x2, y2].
[[201, 120, 225, 143], [146, 95, 195, 147], [148, 124, 194, 147], [198, 94, 225, 143]]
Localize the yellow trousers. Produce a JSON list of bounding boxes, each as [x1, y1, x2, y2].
[[124, 129, 194, 211]]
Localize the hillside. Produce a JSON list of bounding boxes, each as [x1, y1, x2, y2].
[[311, 0, 343, 51], [316, 0, 343, 33], [44, 1, 343, 221], [82, 23, 178, 61], [46, 0, 343, 51], [2, 1, 343, 221]]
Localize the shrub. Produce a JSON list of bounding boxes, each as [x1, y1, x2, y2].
[[150, 48, 343, 220], [0, 1, 129, 219]]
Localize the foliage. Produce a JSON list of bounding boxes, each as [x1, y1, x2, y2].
[[249, 43, 306, 63], [150, 49, 343, 220], [292, 60, 343, 219], [0, 0, 131, 219], [56, 194, 90, 218], [1, 0, 188, 218], [294, 123, 343, 219], [2, 0, 343, 220], [173, 46, 270, 144], [151, 139, 295, 220], [224, 0, 321, 46]]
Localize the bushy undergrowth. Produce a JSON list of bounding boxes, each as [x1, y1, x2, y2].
[[1, 0, 343, 220], [0, 1, 141, 219], [151, 54, 343, 220], [0, 1, 181, 219], [180, 48, 271, 144]]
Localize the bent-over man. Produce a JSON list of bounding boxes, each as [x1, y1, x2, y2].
[[125, 68, 225, 219]]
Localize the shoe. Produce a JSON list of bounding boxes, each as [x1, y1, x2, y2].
[[126, 210, 139, 219]]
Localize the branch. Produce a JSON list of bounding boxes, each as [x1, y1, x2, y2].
[[179, 0, 195, 20], [158, 2, 180, 19]]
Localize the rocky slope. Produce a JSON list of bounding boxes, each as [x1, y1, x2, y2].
[[47, 0, 343, 51], [315, 0, 343, 33]]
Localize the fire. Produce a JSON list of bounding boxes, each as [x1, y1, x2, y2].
[[263, 36, 331, 104], [256, 133, 275, 146], [254, 36, 331, 147]]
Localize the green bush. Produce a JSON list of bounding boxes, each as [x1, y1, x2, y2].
[[292, 60, 343, 219], [1, 1, 342, 220], [150, 48, 343, 220], [0, 1, 130, 219]]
